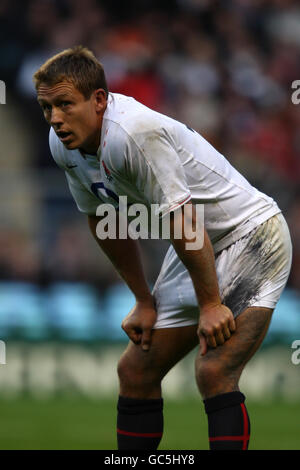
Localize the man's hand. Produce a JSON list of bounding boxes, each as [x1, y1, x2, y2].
[[121, 297, 157, 351], [198, 303, 236, 356]]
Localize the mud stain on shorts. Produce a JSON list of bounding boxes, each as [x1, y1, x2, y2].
[[221, 239, 265, 316], [219, 216, 286, 317]]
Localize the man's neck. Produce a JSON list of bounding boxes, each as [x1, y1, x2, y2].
[[79, 101, 108, 155]]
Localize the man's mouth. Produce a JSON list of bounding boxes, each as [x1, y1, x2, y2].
[[56, 131, 73, 142]]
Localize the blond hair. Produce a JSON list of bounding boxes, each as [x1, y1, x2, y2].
[[33, 45, 108, 99]]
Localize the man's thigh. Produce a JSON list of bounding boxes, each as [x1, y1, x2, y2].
[[118, 306, 273, 398], [195, 306, 273, 397], [118, 324, 198, 386]]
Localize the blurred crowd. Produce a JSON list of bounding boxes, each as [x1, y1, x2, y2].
[[0, 0, 300, 292]]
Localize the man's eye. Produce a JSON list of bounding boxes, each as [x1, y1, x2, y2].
[[61, 101, 71, 108]]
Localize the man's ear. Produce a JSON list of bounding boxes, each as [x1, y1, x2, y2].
[[94, 88, 107, 113]]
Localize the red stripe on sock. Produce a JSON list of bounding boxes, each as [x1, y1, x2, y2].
[[240, 403, 249, 450], [209, 435, 250, 442], [117, 428, 163, 438]]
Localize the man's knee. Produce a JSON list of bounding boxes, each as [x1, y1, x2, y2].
[[117, 351, 162, 395], [194, 306, 273, 398], [195, 357, 221, 391], [195, 354, 242, 398]]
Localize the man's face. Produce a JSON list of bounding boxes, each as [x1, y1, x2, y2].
[[37, 80, 107, 153]]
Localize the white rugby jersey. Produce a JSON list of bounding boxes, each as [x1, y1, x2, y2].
[[49, 92, 281, 253]]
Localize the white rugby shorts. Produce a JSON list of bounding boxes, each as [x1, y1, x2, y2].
[[152, 213, 293, 329]]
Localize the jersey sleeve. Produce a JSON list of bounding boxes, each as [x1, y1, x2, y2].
[[126, 128, 191, 218], [64, 172, 101, 215]]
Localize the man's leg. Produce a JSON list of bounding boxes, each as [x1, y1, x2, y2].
[[117, 324, 198, 450], [195, 305, 273, 450]]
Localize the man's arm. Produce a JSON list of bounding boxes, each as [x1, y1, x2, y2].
[[88, 215, 157, 350], [169, 202, 236, 355]]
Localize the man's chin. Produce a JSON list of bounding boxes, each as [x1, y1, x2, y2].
[[62, 140, 79, 150]]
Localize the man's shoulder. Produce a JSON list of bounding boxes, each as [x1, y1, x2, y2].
[[105, 93, 171, 144]]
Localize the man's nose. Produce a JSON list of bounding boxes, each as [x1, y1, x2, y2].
[[50, 107, 63, 126]]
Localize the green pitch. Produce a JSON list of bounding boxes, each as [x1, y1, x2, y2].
[[0, 396, 298, 450]]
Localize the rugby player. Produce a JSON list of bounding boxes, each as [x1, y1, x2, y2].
[[34, 46, 292, 450]]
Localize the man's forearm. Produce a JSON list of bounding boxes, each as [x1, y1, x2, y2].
[[88, 215, 152, 303], [170, 205, 221, 309]]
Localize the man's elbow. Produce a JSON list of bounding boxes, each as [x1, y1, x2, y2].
[[169, 203, 205, 252]]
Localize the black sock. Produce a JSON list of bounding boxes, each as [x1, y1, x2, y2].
[[203, 391, 250, 450], [117, 395, 164, 450]]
